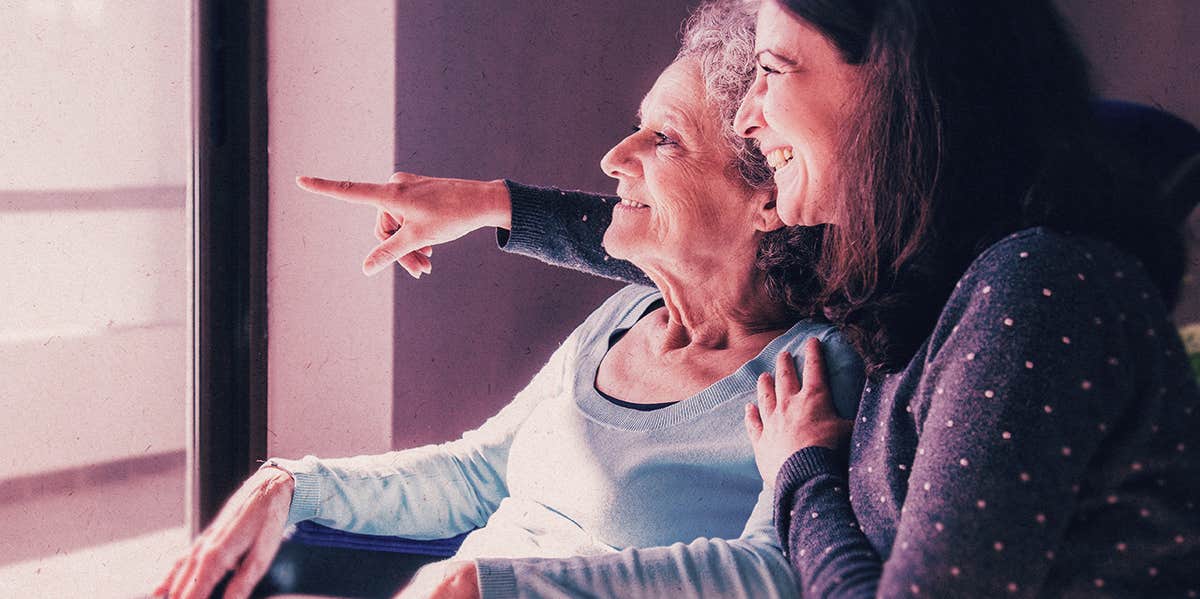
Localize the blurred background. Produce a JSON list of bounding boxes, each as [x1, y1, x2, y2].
[[0, 1, 1194, 597]]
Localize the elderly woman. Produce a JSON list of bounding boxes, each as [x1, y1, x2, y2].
[[155, 3, 864, 599], [330, 1, 1200, 597]]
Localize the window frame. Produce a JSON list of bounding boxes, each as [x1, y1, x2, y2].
[[190, 0, 269, 534]]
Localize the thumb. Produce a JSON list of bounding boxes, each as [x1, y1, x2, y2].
[[364, 227, 422, 276]]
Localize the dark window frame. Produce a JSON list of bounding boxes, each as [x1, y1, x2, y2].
[[191, 0, 269, 533]]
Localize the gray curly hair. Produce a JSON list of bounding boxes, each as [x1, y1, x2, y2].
[[676, 0, 772, 190], [677, 0, 825, 317]]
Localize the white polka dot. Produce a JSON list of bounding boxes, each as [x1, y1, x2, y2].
[[1077, 273, 1086, 281], [1094, 317, 1104, 325], [1036, 513, 1046, 524], [1176, 535, 1186, 544], [1020, 472, 1031, 482], [984, 389, 995, 398], [824, 546, 833, 554], [1179, 443, 1187, 453], [1081, 380, 1092, 390], [906, 405, 913, 413], [950, 566, 961, 577], [1002, 431, 1013, 440], [1062, 336, 1072, 344], [1098, 423, 1108, 432], [946, 419, 954, 427], [923, 482, 932, 491], [1106, 494, 1119, 504], [902, 541, 910, 550], [1107, 357, 1119, 366], [976, 499, 987, 509], [1042, 288, 1053, 297], [1132, 462, 1144, 472], [1140, 508, 1152, 518], [1007, 582, 1019, 593], [581, 214, 588, 222], [603, 255, 610, 261], [1148, 567, 1159, 577], [994, 541, 1005, 551], [919, 448, 926, 456], [1025, 360, 1034, 369], [983, 286, 992, 294], [1003, 317, 1014, 326], [935, 522, 944, 532], [959, 458, 970, 467], [966, 352, 976, 361], [799, 549, 806, 556], [911, 584, 920, 595], [1045, 550, 1055, 560], [880, 495, 886, 503], [936, 387, 944, 395], [1115, 271, 1124, 279], [1116, 542, 1127, 552], [898, 463, 907, 470], [1019, 252, 1029, 258], [811, 511, 819, 519], [1061, 446, 1072, 456], [1147, 328, 1157, 337], [1044, 405, 1054, 414], [1094, 578, 1105, 588], [861, 416, 867, 422]]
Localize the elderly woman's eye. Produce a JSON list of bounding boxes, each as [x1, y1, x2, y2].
[[654, 132, 676, 146]]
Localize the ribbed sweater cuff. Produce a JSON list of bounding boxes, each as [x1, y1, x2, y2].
[[777, 446, 842, 492], [475, 559, 519, 599], [261, 458, 322, 525], [498, 180, 554, 253]]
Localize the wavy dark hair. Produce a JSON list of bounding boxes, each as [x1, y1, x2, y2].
[[679, 0, 825, 316], [777, 0, 1186, 376]]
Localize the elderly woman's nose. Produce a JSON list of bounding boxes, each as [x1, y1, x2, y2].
[[600, 135, 640, 179], [734, 77, 766, 137]]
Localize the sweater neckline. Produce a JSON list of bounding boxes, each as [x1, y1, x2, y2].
[[575, 289, 805, 431]]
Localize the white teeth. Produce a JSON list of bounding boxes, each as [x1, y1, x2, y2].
[[619, 198, 648, 208], [766, 147, 794, 170]]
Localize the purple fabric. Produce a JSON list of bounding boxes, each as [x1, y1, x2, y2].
[[291, 521, 469, 557]]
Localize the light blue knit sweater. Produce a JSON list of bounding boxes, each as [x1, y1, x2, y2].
[[267, 284, 864, 598]]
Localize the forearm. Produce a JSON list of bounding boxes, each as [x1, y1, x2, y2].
[[474, 537, 800, 599], [774, 448, 880, 599], [499, 180, 650, 285]]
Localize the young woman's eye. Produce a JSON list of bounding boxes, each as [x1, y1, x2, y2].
[[757, 61, 781, 75], [654, 131, 676, 146]]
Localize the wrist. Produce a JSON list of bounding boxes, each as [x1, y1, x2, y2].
[[481, 178, 512, 230]]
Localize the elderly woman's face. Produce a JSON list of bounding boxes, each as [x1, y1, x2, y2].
[[733, 0, 861, 227], [600, 60, 772, 269]]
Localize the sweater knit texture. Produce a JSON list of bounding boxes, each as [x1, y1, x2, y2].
[[268, 283, 865, 598], [499, 182, 1200, 598]]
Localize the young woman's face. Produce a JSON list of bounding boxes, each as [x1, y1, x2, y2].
[[733, 0, 862, 227]]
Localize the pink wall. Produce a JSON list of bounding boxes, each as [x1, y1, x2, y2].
[[387, 1, 698, 447], [265, 0, 397, 459]]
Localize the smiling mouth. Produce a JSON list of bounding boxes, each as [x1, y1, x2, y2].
[[618, 198, 649, 209], [765, 147, 794, 171]]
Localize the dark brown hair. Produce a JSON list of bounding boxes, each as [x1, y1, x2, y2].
[[777, 0, 1185, 376]]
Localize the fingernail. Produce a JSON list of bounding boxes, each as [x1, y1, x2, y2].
[[363, 260, 383, 276]]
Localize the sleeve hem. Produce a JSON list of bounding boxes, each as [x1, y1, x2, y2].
[[777, 446, 843, 488], [262, 458, 322, 525], [475, 559, 519, 599], [499, 180, 554, 253]]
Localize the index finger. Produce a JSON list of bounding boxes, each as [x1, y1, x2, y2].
[[296, 176, 388, 206], [801, 337, 828, 396]]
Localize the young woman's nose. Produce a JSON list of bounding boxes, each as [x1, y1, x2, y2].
[[734, 74, 767, 138]]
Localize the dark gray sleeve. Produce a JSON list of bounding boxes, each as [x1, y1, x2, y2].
[[497, 180, 650, 286]]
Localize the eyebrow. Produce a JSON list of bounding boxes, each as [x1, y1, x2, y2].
[[755, 50, 800, 67]]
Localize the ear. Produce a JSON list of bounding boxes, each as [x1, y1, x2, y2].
[[751, 189, 785, 232]]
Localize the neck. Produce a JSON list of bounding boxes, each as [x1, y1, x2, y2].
[[640, 257, 794, 352]]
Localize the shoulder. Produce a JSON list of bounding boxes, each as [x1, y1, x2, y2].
[[775, 320, 866, 419], [926, 227, 1149, 358]]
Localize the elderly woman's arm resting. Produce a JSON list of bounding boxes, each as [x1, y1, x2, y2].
[[470, 487, 800, 599]]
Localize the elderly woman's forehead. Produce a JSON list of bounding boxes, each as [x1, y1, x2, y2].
[[637, 61, 714, 129]]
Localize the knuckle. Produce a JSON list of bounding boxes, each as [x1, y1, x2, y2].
[[337, 180, 354, 190]]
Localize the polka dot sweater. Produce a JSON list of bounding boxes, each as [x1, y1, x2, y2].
[[775, 228, 1200, 598], [496, 182, 1200, 597]]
